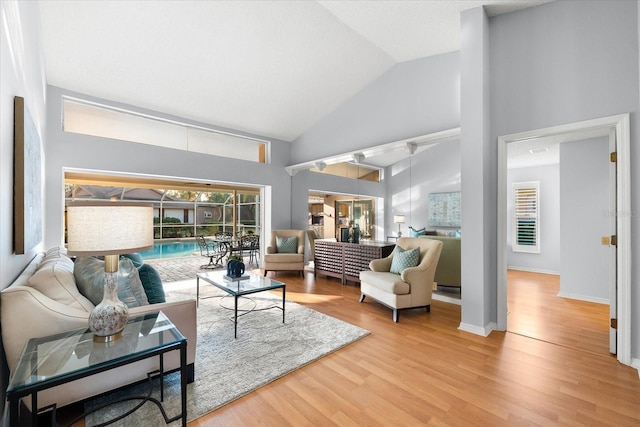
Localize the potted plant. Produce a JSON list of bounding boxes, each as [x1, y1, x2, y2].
[[227, 254, 243, 263]]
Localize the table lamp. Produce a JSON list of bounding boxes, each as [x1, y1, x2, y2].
[[394, 215, 405, 237], [67, 202, 154, 342]]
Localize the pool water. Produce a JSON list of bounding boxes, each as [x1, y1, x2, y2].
[[138, 239, 200, 260]]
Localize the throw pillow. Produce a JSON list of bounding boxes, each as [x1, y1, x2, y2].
[[27, 250, 94, 313], [276, 236, 297, 253], [409, 227, 427, 238], [138, 263, 166, 304], [122, 252, 144, 268], [74, 257, 149, 308], [390, 246, 420, 274]]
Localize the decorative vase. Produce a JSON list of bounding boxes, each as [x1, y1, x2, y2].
[[88, 270, 129, 342]]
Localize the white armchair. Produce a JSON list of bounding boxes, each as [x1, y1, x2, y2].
[[359, 237, 443, 322], [263, 229, 306, 277]]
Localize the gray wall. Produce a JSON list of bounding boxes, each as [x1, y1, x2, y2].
[[0, 0, 47, 414], [559, 137, 610, 302], [291, 52, 460, 165], [44, 86, 295, 250], [385, 139, 461, 236], [507, 164, 561, 274], [0, 0, 47, 287], [460, 6, 494, 334], [490, 0, 638, 354]]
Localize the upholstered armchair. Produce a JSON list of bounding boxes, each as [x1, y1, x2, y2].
[[359, 237, 443, 322], [263, 229, 306, 277]]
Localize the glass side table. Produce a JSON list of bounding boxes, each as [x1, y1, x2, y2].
[[6, 311, 188, 427]]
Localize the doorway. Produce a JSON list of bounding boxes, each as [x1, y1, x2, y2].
[[497, 114, 632, 366], [505, 135, 610, 355]]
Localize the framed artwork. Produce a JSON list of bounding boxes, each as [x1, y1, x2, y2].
[[14, 96, 43, 254], [427, 191, 461, 228]]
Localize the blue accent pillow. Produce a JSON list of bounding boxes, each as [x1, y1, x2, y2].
[[122, 252, 144, 268], [138, 264, 166, 304], [390, 246, 420, 274], [276, 236, 298, 253], [409, 227, 427, 237], [74, 257, 149, 308]]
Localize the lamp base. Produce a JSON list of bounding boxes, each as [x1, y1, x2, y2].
[[89, 267, 128, 342], [93, 329, 125, 343]]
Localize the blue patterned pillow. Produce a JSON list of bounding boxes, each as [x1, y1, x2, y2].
[[390, 246, 420, 274], [276, 236, 298, 253]]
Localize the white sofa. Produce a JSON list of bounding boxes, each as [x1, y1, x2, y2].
[[0, 247, 197, 412]]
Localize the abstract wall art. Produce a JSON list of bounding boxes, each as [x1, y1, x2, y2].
[[14, 96, 43, 254]]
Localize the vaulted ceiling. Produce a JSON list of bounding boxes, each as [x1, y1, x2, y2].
[[39, 0, 550, 145]]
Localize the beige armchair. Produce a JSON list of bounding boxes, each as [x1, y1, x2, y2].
[[359, 237, 443, 322], [263, 229, 305, 277]]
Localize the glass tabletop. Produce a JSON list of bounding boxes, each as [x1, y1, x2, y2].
[[7, 311, 184, 395], [197, 270, 285, 296]]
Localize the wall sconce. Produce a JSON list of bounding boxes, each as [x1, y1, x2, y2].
[[314, 161, 327, 171]]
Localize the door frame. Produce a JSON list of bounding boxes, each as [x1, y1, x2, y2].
[[496, 113, 631, 366]]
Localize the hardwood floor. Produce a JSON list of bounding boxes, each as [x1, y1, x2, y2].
[[187, 270, 640, 426], [507, 269, 610, 356]]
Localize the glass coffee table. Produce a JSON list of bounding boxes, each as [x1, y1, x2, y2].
[[196, 271, 286, 338], [6, 311, 187, 427]]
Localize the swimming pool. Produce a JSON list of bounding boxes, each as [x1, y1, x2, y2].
[[138, 239, 200, 260]]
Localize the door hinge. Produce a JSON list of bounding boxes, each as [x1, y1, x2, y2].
[[611, 318, 618, 329], [611, 235, 617, 246], [610, 152, 617, 162]]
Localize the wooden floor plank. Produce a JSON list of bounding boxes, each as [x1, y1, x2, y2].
[[186, 270, 638, 426], [66, 268, 639, 426]]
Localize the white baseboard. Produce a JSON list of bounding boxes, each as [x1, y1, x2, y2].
[[557, 291, 609, 305], [458, 321, 496, 337], [630, 358, 640, 378], [432, 293, 461, 306], [507, 266, 560, 275]]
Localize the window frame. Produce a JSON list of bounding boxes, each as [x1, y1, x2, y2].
[[512, 181, 540, 254]]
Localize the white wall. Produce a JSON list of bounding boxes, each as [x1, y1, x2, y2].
[[291, 53, 460, 165], [0, 0, 48, 414], [559, 137, 610, 302], [0, 0, 47, 286], [490, 0, 639, 355], [507, 164, 560, 274], [386, 139, 461, 236], [460, 6, 494, 334], [44, 86, 295, 250]]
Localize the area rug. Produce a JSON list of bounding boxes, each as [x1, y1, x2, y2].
[[84, 280, 370, 426]]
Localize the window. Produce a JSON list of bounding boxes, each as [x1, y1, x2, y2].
[[513, 181, 540, 253], [64, 172, 261, 241], [62, 97, 268, 163]]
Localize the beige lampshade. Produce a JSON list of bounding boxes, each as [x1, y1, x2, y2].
[[66, 202, 154, 256], [393, 215, 405, 224]]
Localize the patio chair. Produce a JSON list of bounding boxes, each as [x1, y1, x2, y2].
[[196, 235, 227, 269], [243, 234, 260, 267]]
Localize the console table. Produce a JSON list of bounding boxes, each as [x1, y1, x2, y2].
[[314, 240, 395, 284]]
